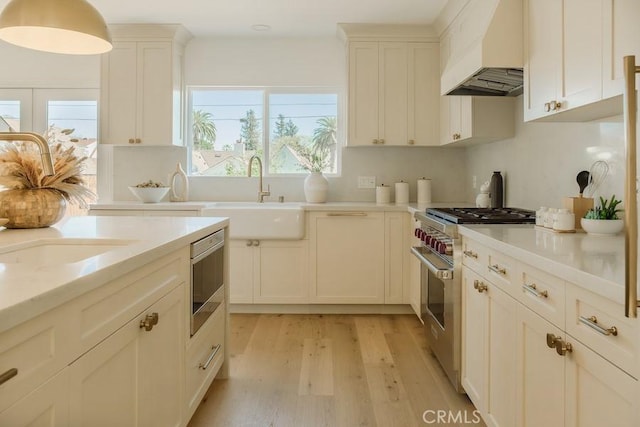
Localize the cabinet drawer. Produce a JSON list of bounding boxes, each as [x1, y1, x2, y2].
[[516, 264, 565, 329], [461, 237, 486, 274], [485, 249, 516, 296], [186, 305, 226, 417], [70, 248, 189, 353], [566, 284, 638, 378], [0, 306, 77, 413]]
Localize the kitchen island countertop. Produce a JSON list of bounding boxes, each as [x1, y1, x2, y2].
[[458, 224, 627, 304], [0, 215, 228, 334]]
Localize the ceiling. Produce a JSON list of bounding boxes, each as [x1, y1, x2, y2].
[[0, 0, 448, 38]]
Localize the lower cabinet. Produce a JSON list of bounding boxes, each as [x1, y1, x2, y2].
[[462, 267, 517, 427], [309, 211, 385, 303], [229, 239, 309, 304], [68, 285, 184, 427]]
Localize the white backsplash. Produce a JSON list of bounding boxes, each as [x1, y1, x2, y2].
[[465, 99, 625, 211]]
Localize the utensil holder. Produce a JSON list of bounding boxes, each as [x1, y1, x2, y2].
[[562, 197, 593, 230]]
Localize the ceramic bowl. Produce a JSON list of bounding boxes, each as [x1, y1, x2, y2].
[[128, 186, 170, 203], [580, 218, 624, 235]]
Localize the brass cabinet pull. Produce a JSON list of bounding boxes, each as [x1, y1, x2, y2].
[[372, 139, 379, 144], [488, 264, 507, 275], [555, 338, 572, 356], [463, 250, 478, 259], [544, 102, 551, 112], [246, 240, 253, 247], [0, 368, 18, 386], [579, 315, 618, 336], [128, 138, 135, 144], [135, 138, 142, 144], [379, 139, 385, 144], [551, 100, 562, 111], [522, 283, 548, 298], [452, 133, 461, 140], [408, 139, 415, 145], [253, 240, 260, 247], [473, 279, 488, 293], [546, 333, 560, 348], [199, 344, 222, 370], [139, 312, 159, 331], [326, 212, 367, 217]]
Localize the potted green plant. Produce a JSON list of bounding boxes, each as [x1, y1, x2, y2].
[[581, 195, 624, 235]]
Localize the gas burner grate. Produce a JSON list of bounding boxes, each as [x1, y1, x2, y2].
[[426, 207, 536, 224]]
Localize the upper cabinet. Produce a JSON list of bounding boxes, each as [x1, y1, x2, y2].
[[440, 95, 515, 145], [100, 25, 191, 145], [524, 0, 640, 122], [341, 25, 440, 147]]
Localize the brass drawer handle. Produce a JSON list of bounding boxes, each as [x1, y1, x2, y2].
[[579, 315, 618, 336], [463, 250, 478, 259], [522, 283, 548, 298], [546, 333, 560, 348], [326, 212, 367, 217], [488, 264, 506, 275], [199, 344, 222, 370], [139, 312, 159, 331], [0, 368, 18, 386], [473, 279, 488, 293]]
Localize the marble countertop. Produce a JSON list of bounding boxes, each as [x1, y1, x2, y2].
[[0, 215, 229, 334], [458, 224, 626, 304]]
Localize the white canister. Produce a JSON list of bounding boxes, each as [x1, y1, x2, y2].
[[544, 208, 557, 228], [553, 208, 575, 231], [536, 207, 548, 226], [376, 184, 391, 204], [395, 181, 409, 204], [417, 178, 432, 204]]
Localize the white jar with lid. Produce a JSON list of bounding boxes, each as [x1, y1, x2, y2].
[[553, 208, 575, 231], [544, 208, 557, 228], [536, 207, 547, 226]]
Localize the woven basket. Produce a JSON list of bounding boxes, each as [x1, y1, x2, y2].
[[0, 189, 67, 228]]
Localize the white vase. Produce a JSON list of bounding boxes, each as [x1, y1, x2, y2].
[[304, 172, 329, 203]]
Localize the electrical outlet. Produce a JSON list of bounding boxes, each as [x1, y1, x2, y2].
[[472, 175, 477, 189], [358, 176, 376, 189]]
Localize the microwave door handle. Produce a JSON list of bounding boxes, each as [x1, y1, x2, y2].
[[191, 240, 224, 265], [410, 246, 453, 280]]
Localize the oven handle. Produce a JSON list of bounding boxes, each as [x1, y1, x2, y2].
[[191, 240, 224, 265], [411, 246, 453, 280]]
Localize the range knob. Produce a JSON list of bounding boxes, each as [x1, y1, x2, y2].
[[414, 228, 421, 238]]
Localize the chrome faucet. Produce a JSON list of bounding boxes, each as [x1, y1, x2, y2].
[[247, 155, 270, 203], [0, 132, 55, 175]]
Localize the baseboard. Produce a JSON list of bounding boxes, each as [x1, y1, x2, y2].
[[229, 303, 416, 315]]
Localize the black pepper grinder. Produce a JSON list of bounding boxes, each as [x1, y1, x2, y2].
[[489, 171, 503, 208]]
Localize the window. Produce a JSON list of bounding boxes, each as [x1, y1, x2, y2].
[[188, 87, 340, 176], [0, 101, 20, 131]]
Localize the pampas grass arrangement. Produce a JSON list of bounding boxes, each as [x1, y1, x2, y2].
[[0, 127, 95, 209]]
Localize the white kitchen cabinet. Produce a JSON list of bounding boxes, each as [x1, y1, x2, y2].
[[100, 25, 190, 145], [68, 284, 184, 427], [440, 96, 515, 145], [462, 267, 517, 427], [348, 41, 439, 147], [602, 0, 640, 98], [385, 212, 405, 304], [309, 211, 385, 303], [229, 239, 308, 304]]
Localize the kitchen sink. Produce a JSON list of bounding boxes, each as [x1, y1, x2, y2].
[[0, 238, 135, 267], [201, 202, 305, 239]]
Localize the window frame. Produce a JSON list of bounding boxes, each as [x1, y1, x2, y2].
[[186, 85, 343, 178]]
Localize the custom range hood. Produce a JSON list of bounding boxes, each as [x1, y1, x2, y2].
[[441, 0, 523, 97]]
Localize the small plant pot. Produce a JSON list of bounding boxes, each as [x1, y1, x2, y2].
[[580, 218, 624, 235]]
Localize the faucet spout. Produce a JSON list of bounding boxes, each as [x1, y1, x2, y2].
[[0, 132, 55, 176], [247, 155, 270, 203]]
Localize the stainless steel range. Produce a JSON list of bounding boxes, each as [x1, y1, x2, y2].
[[411, 207, 535, 393]]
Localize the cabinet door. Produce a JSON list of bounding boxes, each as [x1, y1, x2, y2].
[[379, 42, 407, 146], [524, 0, 562, 121], [602, 0, 640, 97], [564, 338, 636, 427], [255, 240, 308, 303], [137, 42, 174, 145], [561, 0, 604, 111], [228, 240, 255, 303], [0, 369, 69, 427], [408, 43, 439, 146], [384, 212, 404, 304], [310, 212, 385, 303], [101, 42, 137, 144], [348, 42, 379, 146], [516, 305, 565, 427], [462, 267, 488, 413]]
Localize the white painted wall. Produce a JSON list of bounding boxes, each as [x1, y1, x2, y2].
[[465, 99, 625, 210]]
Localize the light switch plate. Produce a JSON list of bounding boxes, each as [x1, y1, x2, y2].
[[358, 176, 376, 189]]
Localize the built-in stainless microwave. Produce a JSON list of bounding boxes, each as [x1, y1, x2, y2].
[[190, 229, 224, 336]]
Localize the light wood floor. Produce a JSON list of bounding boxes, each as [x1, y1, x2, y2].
[[188, 314, 483, 427]]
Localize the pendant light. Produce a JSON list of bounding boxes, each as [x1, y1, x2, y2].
[[0, 0, 112, 55]]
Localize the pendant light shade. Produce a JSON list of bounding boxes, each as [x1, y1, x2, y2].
[[0, 0, 112, 55]]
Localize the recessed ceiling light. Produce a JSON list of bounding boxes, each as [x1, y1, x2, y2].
[[251, 24, 271, 32]]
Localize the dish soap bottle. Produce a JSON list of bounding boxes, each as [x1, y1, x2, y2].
[[169, 162, 189, 202], [489, 171, 503, 208]]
